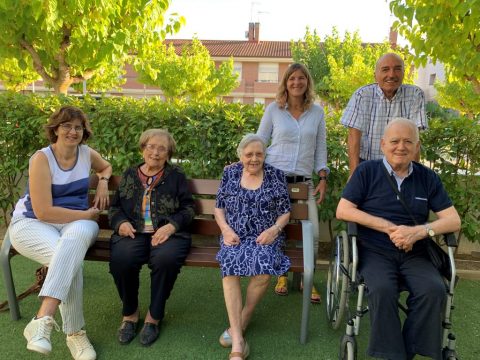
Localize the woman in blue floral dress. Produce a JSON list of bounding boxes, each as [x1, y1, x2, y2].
[[215, 134, 290, 360]]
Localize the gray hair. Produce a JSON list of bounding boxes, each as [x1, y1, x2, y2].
[[138, 128, 176, 160], [384, 117, 419, 143], [237, 133, 266, 158]]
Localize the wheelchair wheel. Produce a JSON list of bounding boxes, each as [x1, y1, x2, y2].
[[442, 334, 458, 359], [443, 350, 458, 360], [326, 230, 350, 329]]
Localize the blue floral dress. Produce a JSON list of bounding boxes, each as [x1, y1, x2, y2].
[[216, 162, 291, 277]]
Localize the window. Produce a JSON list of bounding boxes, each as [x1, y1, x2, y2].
[[429, 74, 436, 86], [258, 63, 278, 83], [233, 62, 242, 81], [254, 97, 265, 105]]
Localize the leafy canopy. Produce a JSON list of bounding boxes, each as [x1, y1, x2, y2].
[[135, 38, 238, 102], [291, 27, 411, 109], [0, 0, 184, 94], [435, 75, 480, 119], [0, 58, 40, 92], [390, 0, 480, 94]]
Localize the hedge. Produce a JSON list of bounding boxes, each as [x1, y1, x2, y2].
[[0, 92, 478, 246]]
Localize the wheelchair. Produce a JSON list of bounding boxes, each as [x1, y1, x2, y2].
[[326, 222, 459, 360]]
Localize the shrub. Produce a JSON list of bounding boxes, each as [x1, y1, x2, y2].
[[0, 93, 478, 245]]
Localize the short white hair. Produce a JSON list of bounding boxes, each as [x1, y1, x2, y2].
[[384, 117, 419, 143], [237, 133, 266, 158]]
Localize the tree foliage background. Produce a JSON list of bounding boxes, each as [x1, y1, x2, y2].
[[0, 58, 40, 92], [0, 0, 184, 94], [390, 0, 480, 116], [134, 38, 238, 102], [435, 77, 480, 119]]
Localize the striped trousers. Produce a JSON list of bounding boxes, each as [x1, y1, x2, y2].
[[10, 216, 98, 334]]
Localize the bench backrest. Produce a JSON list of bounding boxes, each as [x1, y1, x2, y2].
[[89, 174, 309, 241]]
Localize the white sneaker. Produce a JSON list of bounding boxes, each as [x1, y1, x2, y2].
[[66, 330, 96, 360], [24, 315, 60, 355]]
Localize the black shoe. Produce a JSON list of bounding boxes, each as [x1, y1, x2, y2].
[[117, 320, 137, 345], [139, 322, 160, 347]]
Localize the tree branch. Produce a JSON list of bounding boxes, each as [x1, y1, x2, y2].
[[71, 69, 95, 84], [55, 26, 72, 82], [465, 75, 480, 94], [19, 37, 55, 84]]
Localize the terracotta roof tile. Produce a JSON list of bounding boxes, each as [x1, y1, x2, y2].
[[165, 39, 292, 58]]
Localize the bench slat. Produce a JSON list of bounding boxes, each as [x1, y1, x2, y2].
[[291, 203, 308, 220], [84, 244, 306, 272], [190, 218, 221, 236], [287, 183, 308, 200], [195, 199, 216, 215], [94, 216, 304, 243], [193, 199, 307, 220], [188, 178, 220, 195]]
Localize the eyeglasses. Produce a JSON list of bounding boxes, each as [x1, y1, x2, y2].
[[144, 144, 168, 153], [59, 123, 84, 133]]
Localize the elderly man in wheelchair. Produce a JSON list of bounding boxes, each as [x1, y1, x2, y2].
[[333, 118, 461, 360]]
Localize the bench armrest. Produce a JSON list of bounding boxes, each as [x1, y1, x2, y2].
[[300, 220, 315, 275]]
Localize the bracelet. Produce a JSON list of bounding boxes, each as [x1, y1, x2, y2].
[[318, 176, 327, 181], [273, 223, 282, 234], [99, 176, 110, 182]]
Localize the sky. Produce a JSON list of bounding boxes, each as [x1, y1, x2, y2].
[[166, 0, 402, 44]]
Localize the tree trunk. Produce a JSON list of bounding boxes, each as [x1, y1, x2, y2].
[[52, 78, 74, 94], [473, 78, 480, 95]]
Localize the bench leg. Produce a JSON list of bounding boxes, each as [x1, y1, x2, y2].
[[300, 220, 314, 344], [301, 267, 313, 344], [1, 228, 21, 320], [292, 272, 301, 290]]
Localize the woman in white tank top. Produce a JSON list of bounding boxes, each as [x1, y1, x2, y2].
[[10, 106, 112, 360]]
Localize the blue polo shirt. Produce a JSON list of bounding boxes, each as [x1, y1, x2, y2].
[[341, 159, 452, 249]]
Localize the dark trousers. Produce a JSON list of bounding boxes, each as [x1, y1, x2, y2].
[[109, 233, 191, 321], [358, 242, 446, 360]]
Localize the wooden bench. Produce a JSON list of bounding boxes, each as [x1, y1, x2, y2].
[[1, 175, 315, 343]]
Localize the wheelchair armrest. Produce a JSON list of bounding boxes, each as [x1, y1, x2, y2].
[[444, 233, 458, 248], [347, 222, 358, 237]]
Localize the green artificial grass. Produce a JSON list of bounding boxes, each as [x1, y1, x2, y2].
[[1, 256, 479, 359]]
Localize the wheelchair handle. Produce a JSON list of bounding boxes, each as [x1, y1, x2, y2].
[[347, 222, 358, 237], [444, 233, 458, 248]]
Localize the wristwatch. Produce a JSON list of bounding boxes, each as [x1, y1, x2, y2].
[[424, 224, 435, 237]]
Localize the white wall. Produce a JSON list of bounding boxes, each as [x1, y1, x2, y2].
[[415, 60, 446, 102]]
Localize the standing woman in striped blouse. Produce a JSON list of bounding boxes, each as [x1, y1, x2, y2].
[[9, 106, 112, 360], [257, 63, 329, 304]]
